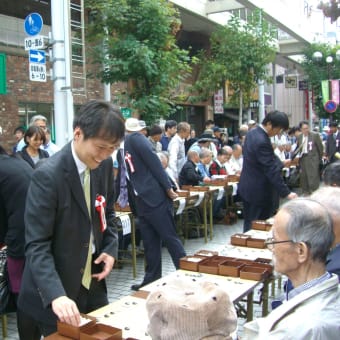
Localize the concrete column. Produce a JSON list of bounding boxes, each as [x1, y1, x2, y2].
[[51, 0, 74, 147], [258, 79, 265, 122], [308, 90, 313, 129], [272, 64, 277, 110]]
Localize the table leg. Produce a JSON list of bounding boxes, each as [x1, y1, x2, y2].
[[246, 291, 254, 322], [1, 315, 7, 338], [262, 279, 270, 317], [209, 195, 213, 240], [203, 198, 208, 243], [130, 215, 137, 279]]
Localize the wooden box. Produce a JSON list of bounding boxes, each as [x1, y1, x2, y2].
[[227, 174, 240, 182], [234, 258, 255, 266], [194, 249, 219, 257], [254, 257, 272, 265], [210, 179, 228, 186], [80, 324, 122, 340], [190, 186, 210, 192], [176, 190, 190, 197], [251, 262, 273, 275], [251, 220, 272, 231], [57, 314, 96, 339], [179, 256, 206, 272], [230, 233, 250, 246], [240, 266, 268, 281], [219, 260, 245, 277], [246, 238, 266, 249], [198, 256, 230, 275]]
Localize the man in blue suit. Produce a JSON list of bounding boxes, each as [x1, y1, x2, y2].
[[122, 118, 186, 290], [238, 111, 297, 232]]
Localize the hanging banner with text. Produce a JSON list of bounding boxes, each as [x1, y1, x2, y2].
[[331, 80, 339, 104], [321, 80, 329, 106], [214, 89, 224, 114]]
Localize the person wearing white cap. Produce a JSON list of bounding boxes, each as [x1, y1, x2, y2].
[[120, 118, 186, 290]]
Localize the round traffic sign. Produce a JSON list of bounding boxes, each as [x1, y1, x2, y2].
[[324, 100, 338, 113], [24, 13, 43, 36]]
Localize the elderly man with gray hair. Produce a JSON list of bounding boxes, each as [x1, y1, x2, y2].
[[311, 186, 340, 280], [244, 198, 340, 339]]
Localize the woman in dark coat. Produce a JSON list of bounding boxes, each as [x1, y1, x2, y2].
[[16, 125, 49, 168]]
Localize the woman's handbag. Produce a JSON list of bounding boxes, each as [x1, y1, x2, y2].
[[0, 247, 16, 314]]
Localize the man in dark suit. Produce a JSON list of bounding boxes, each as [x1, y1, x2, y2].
[[0, 145, 40, 339], [18, 100, 125, 336], [179, 150, 211, 187], [122, 118, 186, 290], [238, 111, 297, 232], [325, 121, 340, 163]]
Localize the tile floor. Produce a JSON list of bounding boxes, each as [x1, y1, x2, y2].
[[2, 218, 283, 339]]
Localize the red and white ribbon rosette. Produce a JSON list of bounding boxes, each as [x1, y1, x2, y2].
[[95, 195, 107, 232], [125, 152, 135, 173]]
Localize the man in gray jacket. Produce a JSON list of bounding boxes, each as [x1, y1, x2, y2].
[[244, 198, 340, 339]]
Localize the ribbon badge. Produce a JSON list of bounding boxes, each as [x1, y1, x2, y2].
[[95, 195, 107, 232], [308, 141, 313, 152], [125, 152, 135, 173], [336, 139, 339, 148]]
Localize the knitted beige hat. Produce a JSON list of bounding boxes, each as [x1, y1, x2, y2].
[[146, 278, 237, 340]]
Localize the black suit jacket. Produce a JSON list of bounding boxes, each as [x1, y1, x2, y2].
[[238, 126, 290, 205], [123, 132, 172, 215], [0, 155, 33, 257], [16, 146, 49, 168], [179, 160, 203, 187], [18, 142, 118, 324], [326, 131, 340, 162]]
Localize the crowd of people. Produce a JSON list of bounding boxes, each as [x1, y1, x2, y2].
[[1, 101, 340, 339]]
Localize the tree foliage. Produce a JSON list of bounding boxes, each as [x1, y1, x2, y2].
[[301, 43, 340, 121], [85, 0, 192, 123], [191, 10, 277, 113]]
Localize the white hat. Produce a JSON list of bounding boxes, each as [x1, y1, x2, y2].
[[125, 118, 143, 132], [146, 278, 237, 340], [139, 120, 147, 129], [248, 120, 256, 125], [323, 126, 330, 132]]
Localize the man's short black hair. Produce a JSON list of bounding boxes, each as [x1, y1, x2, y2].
[[262, 111, 289, 130], [329, 121, 338, 128], [14, 126, 25, 134], [73, 100, 125, 143], [149, 124, 162, 136], [164, 120, 177, 131], [299, 120, 309, 129], [323, 161, 340, 186]]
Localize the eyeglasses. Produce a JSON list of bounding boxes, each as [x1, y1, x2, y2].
[[265, 237, 294, 250]]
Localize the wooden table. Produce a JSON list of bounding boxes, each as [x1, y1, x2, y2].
[[173, 191, 208, 242]]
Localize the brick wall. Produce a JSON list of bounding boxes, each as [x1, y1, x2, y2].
[[0, 53, 127, 153]]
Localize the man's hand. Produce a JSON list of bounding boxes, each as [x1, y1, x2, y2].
[[203, 177, 212, 183], [287, 192, 298, 199], [167, 188, 178, 200], [92, 252, 115, 281], [52, 296, 80, 327]]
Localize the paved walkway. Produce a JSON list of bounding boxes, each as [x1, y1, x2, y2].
[[2, 218, 282, 339]]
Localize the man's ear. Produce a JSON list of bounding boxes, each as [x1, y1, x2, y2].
[[73, 127, 82, 140], [296, 242, 309, 263]]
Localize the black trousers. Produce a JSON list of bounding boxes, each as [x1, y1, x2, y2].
[[242, 200, 273, 232]]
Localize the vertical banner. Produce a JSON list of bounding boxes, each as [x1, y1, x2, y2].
[[214, 88, 224, 114], [331, 80, 339, 104], [321, 80, 329, 105]]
